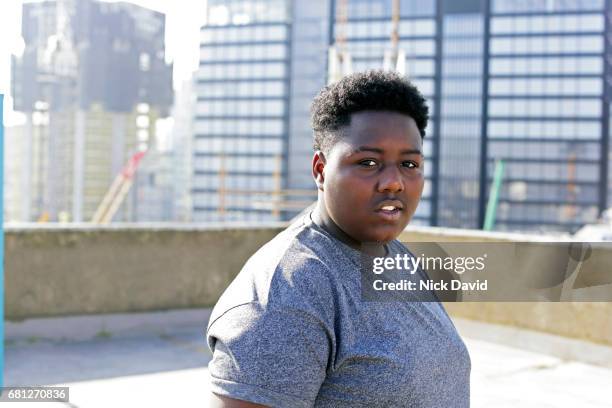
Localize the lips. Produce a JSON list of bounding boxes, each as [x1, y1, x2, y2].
[[374, 200, 404, 221], [375, 200, 404, 212]]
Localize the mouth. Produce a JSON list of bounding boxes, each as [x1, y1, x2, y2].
[[374, 201, 404, 221]]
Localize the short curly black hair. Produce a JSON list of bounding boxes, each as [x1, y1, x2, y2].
[[311, 70, 429, 153]]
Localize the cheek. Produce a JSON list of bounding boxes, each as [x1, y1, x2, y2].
[[325, 172, 371, 208]]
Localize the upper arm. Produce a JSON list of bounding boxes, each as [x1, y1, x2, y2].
[[207, 303, 333, 407], [209, 393, 269, 408]]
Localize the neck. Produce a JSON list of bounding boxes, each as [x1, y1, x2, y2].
[[312, 199, 387, 257]]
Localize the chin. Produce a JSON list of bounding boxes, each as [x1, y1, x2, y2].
[[363, 229, 401, 244]]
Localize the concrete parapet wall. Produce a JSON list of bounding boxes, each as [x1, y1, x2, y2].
[[397, 227, 612, 346], [5, 223, 612, 346], [5, 224, 285, 320]]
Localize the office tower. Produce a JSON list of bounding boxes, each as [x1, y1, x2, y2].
[[12, 0, 172, 222], [194, 0, 610, 233], [331, 0, 611, 233], [194, 0, 330, 223], [486, 0, 610, 232]]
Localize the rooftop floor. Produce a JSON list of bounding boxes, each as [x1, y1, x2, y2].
[[5, 311, 612, 408]]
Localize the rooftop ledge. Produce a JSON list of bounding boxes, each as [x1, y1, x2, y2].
[[3, 223, 611, 347]]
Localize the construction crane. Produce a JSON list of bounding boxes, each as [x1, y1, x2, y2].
[[91, 150, 146, 224], [383, 0, 407, 75], [328, 0, 352, 84], [328, 0, 406, 83]]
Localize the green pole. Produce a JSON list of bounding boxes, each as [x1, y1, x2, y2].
[[483, 159, 505, 231]]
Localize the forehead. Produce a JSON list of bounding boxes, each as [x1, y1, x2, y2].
[[338, 110, 422, 149]]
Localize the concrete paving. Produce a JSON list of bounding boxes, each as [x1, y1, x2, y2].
[[4, 313, 612, 407]]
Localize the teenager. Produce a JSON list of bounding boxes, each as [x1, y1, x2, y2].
[[207, 70, 471, 407]]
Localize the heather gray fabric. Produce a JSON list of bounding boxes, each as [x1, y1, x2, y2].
[[206, 213, 471, 407]]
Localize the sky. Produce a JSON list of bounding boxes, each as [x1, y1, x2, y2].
[[0, 0, 207, 126]]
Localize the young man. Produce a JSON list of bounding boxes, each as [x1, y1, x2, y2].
[[207, 71, 471, 407]]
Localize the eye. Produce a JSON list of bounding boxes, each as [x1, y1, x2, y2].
[[359, 159, 377, 167], [402, 161, 419, 169]]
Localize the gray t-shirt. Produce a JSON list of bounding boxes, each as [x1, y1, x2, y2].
[[206, 214, 471, 407]]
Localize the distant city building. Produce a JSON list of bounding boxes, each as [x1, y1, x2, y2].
[[193, 0, 330, 223], [171, 76, 196, 222], [133, 148, 175, 222], [11, 0, 172, 222]]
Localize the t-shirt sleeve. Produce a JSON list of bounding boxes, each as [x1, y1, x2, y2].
[[206, 302, 332, 408]]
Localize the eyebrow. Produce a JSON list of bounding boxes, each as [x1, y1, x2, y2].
[[352, 146, 423, 156]]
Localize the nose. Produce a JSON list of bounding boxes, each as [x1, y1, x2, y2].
[[377, 164, 404, 193]]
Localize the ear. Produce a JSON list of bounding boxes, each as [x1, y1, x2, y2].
[[312, 150, 326, 191]]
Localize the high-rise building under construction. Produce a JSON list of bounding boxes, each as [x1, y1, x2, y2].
[[11, 0, 173, 222]]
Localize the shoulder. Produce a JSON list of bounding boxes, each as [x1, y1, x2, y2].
[[208, 217, 344, 335]]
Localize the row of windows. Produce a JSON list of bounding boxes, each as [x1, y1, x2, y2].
[[491, 14, 603, 34], [198, 81, 286, 98], [347, 39, 436, 57], [498, 161, 600, 182], [443, 16, 484, 36], [347, 0, 436, 19], [439, 120, 481, 135], [441, 100, 482, 117], [489, 78, 602, 96], [207, 1, 288, 26], [194, 155, 280, 173], [194, 119, 285, 135], [193, 194, 281, 209], [489, 120, 601, 138], [339, 19, 436, 39], [496, 203, 599, 224], [196, 100, 285, 116], [488, 98, 601, 117], [200, 44, 287, 61], [492, 0, 603, 13], [201, 25, 288, 43], [193, 175, 277, 190], [489, 140, 601, 160], [194, 136, 283, 154], [490, 57, 602, 75], [442, 59, 483, 76], [410, 78, 434, 96], [193, 210, 280, 223], [442, 79, 483, 97], [351, 59, 435, 76], [501, 181, 599, 202], [490, 35, 603, 54], [198, 63, 287, 80], [442, 39, 483, 57]]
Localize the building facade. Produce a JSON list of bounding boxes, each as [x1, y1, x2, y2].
[[11, 0, 173, 222], [194, 0, 330, 223], [194, 0, 611, 233]]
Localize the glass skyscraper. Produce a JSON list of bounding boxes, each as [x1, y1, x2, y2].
[[194, 0, 330, 222], [487, 0, 609, 232], [333, 0, 612, 233], [195, 0, 611, 233]]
